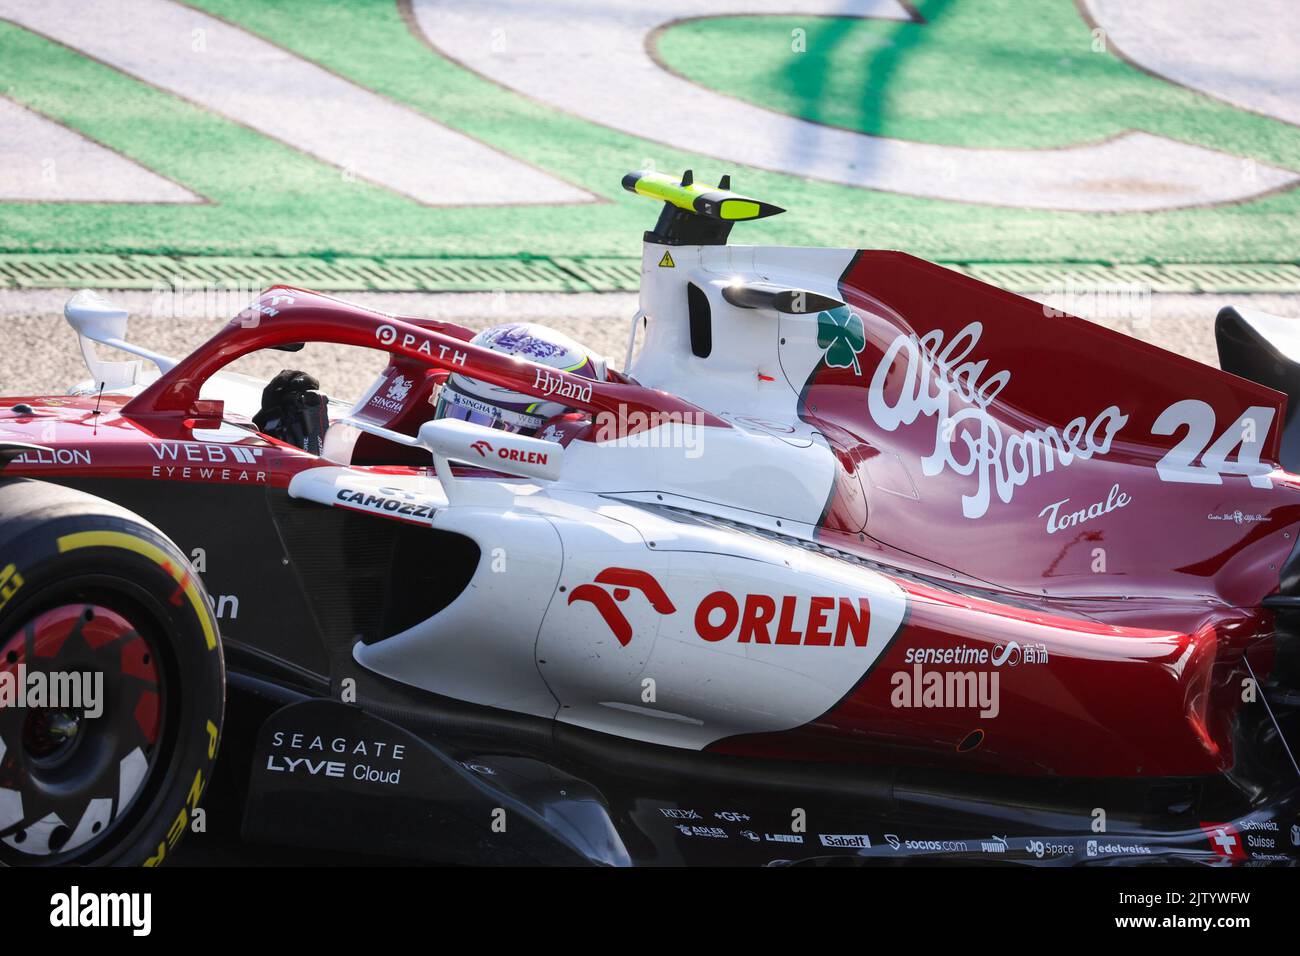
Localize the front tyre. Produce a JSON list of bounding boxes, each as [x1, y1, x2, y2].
[[0, 478, 224, 865]]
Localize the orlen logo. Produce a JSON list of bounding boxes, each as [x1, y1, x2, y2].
[[695, 592, 871, 646], [469, 439, 550, 467], [498, 447, 549, 465], [568, 568, 676, 646]]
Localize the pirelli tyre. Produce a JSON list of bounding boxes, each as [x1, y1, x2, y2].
[[0, 478, 224, 866]]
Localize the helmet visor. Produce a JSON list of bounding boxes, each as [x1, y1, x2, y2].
[[434, 382, 546, 436]]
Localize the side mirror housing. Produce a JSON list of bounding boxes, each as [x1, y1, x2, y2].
[[418, 418, 563, 482]]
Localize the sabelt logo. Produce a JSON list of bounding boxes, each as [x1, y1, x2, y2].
[[819, 834, 871, 848], [569, 568, 874, 649]]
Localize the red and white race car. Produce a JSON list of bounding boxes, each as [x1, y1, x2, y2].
[[1, 171, 1297, 866]]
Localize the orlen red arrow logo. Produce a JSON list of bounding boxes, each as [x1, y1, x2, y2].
[[1200, 822, 1247, 860], [469, 440, 493, 458], [567, 568, 676, 646]]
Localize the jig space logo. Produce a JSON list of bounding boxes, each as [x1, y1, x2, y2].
[[567, 568, 676, 646]]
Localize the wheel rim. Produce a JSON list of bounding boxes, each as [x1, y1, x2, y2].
[[0, 603, 164, 861]]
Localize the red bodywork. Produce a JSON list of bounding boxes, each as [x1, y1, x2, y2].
[[715, 254, 1297, 775]]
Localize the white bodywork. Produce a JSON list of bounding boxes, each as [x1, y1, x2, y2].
[[320, 239, 904, 749]]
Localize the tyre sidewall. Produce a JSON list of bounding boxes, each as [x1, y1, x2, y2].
[[0, 501, 224, 866]]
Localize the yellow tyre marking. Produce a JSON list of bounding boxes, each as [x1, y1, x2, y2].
[[57, 530, 216, 650], [0, 562, 23, 612]]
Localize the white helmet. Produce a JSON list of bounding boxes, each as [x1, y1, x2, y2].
[[434, 323, 605, 436]]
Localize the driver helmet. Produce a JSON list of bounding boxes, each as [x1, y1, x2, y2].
[[434, 323, 605, 436]]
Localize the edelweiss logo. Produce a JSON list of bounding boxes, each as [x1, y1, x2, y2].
[[470, 440, 493, 457], [568, 568, 676, 646], [386, 375, 412, 402]]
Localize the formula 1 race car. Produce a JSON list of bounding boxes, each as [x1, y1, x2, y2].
[[2, 171, 1299, 867]]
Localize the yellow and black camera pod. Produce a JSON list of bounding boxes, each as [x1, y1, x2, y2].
[[621, 169, 784, 246]]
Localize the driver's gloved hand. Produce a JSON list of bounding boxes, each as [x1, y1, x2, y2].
[[253, 369, 329, 455]]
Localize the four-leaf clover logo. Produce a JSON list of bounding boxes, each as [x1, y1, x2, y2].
[[816, 305, 866, 375]]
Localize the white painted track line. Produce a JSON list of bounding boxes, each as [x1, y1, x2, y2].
[[0, 97, 200, 202], [414, 0, 1297, 211]]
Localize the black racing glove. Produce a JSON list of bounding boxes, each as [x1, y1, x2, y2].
[[253, 369, 329, 455]]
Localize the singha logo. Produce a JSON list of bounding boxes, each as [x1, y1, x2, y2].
[[386, 375, 413, 403], [568, 568, 676, 647]]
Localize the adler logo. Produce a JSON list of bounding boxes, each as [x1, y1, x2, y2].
[[695, 592, 871, 646]]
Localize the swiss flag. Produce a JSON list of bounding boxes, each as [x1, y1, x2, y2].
[[1200, 822, 1247, 860]]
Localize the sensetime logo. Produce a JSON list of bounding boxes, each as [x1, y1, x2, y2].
[[50, 886, 151, 936]]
